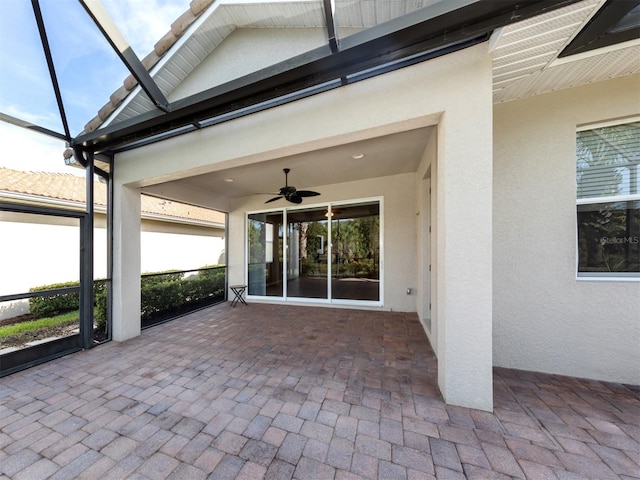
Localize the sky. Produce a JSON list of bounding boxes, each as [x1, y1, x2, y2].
[[0, 0, 189, 174]]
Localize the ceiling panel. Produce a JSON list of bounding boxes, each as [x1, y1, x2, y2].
[[177, 127, 433, 200]]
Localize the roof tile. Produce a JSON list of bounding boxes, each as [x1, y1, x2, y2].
[[0, 168, 224, 226], [109, 85, 130, 108], [171, 10, 196, 37], [123, 74, 138, 92], [190, 0, 213, 16], [154, 31, 177, 57]]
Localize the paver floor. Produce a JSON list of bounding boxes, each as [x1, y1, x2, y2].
[[1, 303, 638, 479]]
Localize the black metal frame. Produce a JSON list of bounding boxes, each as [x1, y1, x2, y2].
[[2, 0, 586, 153], [68, 0, 583, 155], [31, 0, 72, 141], [559, 0, 640, 58], [0, 202, 89, 377], [78, 0, 170, 112]]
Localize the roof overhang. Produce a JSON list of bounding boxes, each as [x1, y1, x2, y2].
[[71, 0, 584, 155]]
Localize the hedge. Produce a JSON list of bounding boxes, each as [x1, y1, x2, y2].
[[140, 268, 225, 320], [29, 281, 81, 318], [31, 266, 226, 329]]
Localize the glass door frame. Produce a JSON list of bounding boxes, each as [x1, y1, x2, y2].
[[245, 196, 384, 307]]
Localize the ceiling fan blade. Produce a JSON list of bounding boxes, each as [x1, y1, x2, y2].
[[296, 190, 320, 197], [288, 195, 303, 204], [265, 196, 283, 203]]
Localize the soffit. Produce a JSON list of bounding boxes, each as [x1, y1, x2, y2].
[[492, 0, 640, 103]]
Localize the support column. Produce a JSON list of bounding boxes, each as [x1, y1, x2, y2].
[[112, 182, 141, 341], [436, 63, 493, 412]]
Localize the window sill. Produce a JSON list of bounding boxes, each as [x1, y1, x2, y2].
[[576, 275, 640, 282]]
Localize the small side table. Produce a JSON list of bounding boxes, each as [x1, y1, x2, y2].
[[230, 285, 247, 307]]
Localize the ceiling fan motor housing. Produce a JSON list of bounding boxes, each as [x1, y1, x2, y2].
[[264, 168, 320, 204]]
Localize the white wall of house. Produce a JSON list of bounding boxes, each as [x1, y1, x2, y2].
[[114, 43, 495, 410], [493, 74, 640, 385], [415, 129, 438, 354]]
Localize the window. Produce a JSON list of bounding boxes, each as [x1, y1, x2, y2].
[[576, 120, 640, 278]]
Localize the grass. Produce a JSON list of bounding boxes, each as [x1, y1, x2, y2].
[[0, 311, 79, 338]]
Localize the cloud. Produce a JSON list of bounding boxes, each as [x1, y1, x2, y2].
[[0, 122, 78, 175], [101, 0, 189, 57], [0, 105, 63, 134]]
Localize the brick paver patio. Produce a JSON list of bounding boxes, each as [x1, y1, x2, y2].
[[1, 303, 638, 479]]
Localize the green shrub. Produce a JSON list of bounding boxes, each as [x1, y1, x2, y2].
[[94, 282, 108, 330], [29, 281, 80, 318], [141, 280, 183, 320], [139, 267, 226, 320], [141, 270, 183, 285], [29, 266, 227, 327]]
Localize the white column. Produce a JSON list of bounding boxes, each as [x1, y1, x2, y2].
[[435, 70, 493, 412], [112, 182, 141, 341]]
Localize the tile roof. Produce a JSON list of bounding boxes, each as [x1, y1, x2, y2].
[[0, 167, 225, 226]]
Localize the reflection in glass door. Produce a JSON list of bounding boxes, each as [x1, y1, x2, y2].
[[331, 202, 380, 301], [247, 200, 381, 303], [287, 208, 328, 299], [248, 212, 283, 296]]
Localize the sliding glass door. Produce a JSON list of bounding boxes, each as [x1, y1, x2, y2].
[[247, 199, 381, 304], [331, 202, 380, 301], [248, 212, 283, 296], [287, 208, 328, 299]]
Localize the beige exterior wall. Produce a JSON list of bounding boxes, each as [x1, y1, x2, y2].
[[493, 74, 640, 385], [114, 43, 495, 410]]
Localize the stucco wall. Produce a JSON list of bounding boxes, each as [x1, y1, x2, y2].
[[227, 173, 417, 312], [493, 74, 640, 385], [115, 43, 495, 410]]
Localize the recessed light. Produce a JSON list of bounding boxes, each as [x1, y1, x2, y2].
[[224, 178, 234, 183], [351, 153, 365, 159]]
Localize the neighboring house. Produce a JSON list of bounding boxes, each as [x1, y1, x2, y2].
[[0, 168, 225, 320], [4, 0, 639, 411]]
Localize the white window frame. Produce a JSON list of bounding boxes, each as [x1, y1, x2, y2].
[[245, 196, 384, 305], [576, 117, 640, 281]]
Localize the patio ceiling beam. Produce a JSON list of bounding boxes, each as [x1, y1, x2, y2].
[[78, 0, 170, 113], [72, 0, 583, 153]]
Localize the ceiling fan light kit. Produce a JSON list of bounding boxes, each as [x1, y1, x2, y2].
[[263, 168, 320, 204]]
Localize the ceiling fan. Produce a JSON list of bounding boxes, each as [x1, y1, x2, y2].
[[263, 168, 320, 204]]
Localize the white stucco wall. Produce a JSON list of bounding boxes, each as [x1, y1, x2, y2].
[[415, 129, 438, 352], [228, 173, 418, 312], [493, 74, 640, 385], [114, 43, 495, 410]]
